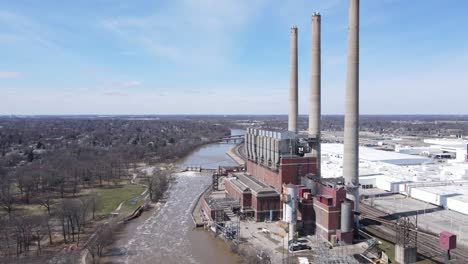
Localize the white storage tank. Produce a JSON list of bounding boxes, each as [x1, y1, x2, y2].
[[284, 185, 298, 223], [340, 202, 352, 233]]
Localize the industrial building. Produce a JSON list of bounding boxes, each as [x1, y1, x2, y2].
[[224, 173, 281, 221], [395, 138, 468, 162], [221, 6, 359, 246], [321, 142, 468, 216], [197, 1, 468, 262], [245, 128, 318, 192]]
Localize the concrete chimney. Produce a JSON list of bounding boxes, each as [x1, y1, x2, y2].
[[343, 0, 360, 219], [288, 26, 298, 133], [309, 13, 321, 177]]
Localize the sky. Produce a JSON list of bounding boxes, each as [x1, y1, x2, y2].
[[1, 0, 467, 115]]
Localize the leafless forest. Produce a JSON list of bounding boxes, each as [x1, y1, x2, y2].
[[248, 115, 468, 137], [0, 116, 229, 263]]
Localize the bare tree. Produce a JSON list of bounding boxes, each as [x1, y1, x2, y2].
[[147, 169, 170, 202], [85, 220, 116, 263], [0, 173, 15, 215], [35, 192, 54, 216]]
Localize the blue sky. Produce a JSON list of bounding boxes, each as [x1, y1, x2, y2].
[[1, 0, 467, 115]]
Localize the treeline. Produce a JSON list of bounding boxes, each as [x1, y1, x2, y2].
[[239, 115, 468, 136], [0, 117, 230, 165]]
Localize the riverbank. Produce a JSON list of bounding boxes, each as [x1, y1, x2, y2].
[[226, 143, 246, 166], [99, 171, 241, 264], [191, 185, 211, 227], [97, 136, 241, 263]]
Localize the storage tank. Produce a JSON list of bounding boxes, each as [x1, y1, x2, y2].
[[284, 185, 298, 222], [340, 201, 352, 233], [284, 185, 298, 242]]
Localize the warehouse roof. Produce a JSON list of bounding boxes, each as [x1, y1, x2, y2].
[[415, 185, 468, 197], [322, 143, 431, 165], [230, 173, 279, 197]]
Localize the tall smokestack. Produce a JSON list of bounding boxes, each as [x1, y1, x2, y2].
[[309, 13, 321, 177], [288, 26, 298, 133], [343, 0, 360, 221]]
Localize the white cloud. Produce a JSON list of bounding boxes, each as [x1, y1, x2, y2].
[[116, 80, 142, 87], [0, 71, 20, 78]]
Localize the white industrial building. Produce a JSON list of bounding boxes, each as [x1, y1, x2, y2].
[[321, 143, 468, 216], [394, 138, 468, 163], [409, 185, 468, 215], [323, 143, 431, 166], [424, 138, 468, 162]]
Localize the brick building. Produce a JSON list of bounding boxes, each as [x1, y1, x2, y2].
[[246, 156, 317, 193], [313, 183, 353, 244], [224, 173, 280, 221]]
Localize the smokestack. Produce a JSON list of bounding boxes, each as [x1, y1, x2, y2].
[[343, 0, 360, 221], [288, 26, 298, 133], [309, 13, 321, 177]]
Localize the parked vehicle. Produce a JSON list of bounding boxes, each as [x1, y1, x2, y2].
[[289, 244, 312, 252]]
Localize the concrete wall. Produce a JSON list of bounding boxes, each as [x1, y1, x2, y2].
[[375, 177, 409, 193], [411, 188, 441, 206], [446, 197, 468, 215]]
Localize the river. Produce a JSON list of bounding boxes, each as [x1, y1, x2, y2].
[[100, 129, 244, 264]]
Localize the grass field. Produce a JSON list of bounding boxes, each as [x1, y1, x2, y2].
[[95, 184, 146, 217]]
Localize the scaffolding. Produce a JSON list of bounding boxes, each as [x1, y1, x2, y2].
[[311, 239, 360, 264], [395, 215, 418, 264], [396, 216, 418, 249], [282, 236, 360, 264]]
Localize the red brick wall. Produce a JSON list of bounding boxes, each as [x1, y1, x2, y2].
[[252, 194, 258, 211], [247, 160, 282, 191], [279, 157, 317, 188], [317, 185, 346, 207], [247, 157, 317, 193], [298, 200, 315, 221], [225, 179, 241, 200], [243, 193, 252, 208], [257, 196, 281, 211], [225, 179, 252, 208], [250, 194, 281, 221], [201, 197, 216, 220], [313, 198, 341, 241]]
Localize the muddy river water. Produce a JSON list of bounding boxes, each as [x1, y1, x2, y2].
[[101, 130, 243, 264]]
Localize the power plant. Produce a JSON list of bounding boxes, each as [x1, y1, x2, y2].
[[196, 1, 466, 263], [219, 1, 361, 246]]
